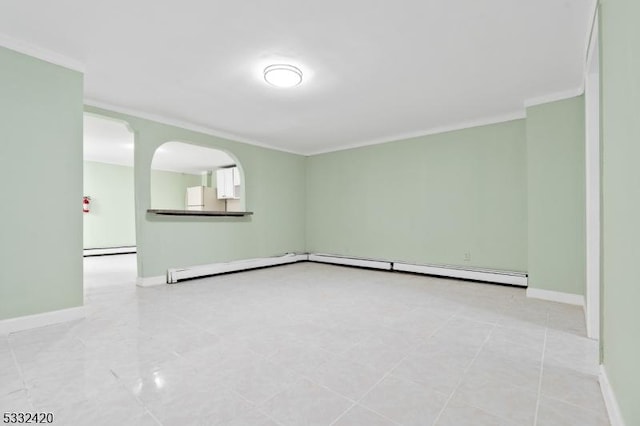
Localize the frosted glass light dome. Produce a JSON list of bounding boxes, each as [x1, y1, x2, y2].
[[263, 64, 303, 88]]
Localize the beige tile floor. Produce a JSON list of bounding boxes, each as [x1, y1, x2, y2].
[[0, 255, 609, 425]]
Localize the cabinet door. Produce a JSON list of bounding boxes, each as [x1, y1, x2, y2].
[[223, 168, 234, 198], [232, 167, 241, 198], [216, 169, 226, 199], [216, 168, 235, 199]]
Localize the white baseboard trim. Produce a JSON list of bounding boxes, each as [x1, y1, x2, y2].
[[136, 275, 167, 287], [526, 287, 585, 306], [308, 254, 392, 271], [83, 246, 137, 256], [393, 262, 527, 287], [167, 253, 309, 283], [0, 306, 85, 335], [600, 365, 626, 426]]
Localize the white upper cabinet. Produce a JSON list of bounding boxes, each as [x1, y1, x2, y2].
[[216, 167, 240, 199], [233, 167, 240, 185]]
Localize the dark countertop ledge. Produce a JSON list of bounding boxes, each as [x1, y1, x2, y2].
[[147, 209, 253, 217]]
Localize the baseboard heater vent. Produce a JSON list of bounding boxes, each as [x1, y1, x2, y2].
[[307, 254, 392, 270], [83, 246, 137, 257], [393, 262, 527, 287], [307, 253, 526, 287], [167, 253, 308, 283]]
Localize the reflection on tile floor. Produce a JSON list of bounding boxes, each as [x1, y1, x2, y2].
[[0, 255, 609, 425]]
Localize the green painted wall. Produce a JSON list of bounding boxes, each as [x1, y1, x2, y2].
[[0, 47, 83, 320], [306, 120, 528, 272], [84, 161, 135, 248], [600, 0, 640, 423], [526, 97, 586, 296], [84, 161, 203, 248], [150, 169, 201, 210], [0, 47, 589, 344], [85, 106, 307, 278]]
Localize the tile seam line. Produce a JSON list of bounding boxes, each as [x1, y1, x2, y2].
[[143, 407, 163, 426], [75, 331, 168, 423], [542, 393, 608, 414], [533, 312, 551, 426], [313, 379, 402, 426], [7, 337, 30, 409], [328, 312, 460, 426], [256, 352, 403, 426], [229, 388, 288, 426], [430, 322, 499, 425]]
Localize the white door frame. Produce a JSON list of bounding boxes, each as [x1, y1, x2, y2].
[[584, 11, 600, 340]]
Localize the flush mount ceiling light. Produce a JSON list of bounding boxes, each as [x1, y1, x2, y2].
[[263, 64, 303, 88]]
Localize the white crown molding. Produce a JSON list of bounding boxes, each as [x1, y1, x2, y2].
[[84, 99, 306, 156], [526, 287, 585, 306], [87, 88, 584, 158], [305, 110, 527, 156], [600, 365, 626, 426], [0, 33, 85, 73], [0, 306, 85, 335], [88, 85, 585, 158], [523, 87, 585, 109], [0, 33, 586, 157]]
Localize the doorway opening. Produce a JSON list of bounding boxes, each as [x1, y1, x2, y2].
[[82, 113, 137, 291]]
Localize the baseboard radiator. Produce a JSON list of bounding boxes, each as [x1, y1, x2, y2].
[[308, 253, 527, 287], [163, 252, 526, 287], [167, 253, 308, 283], [307, 254, 392, 270], [83, 246, 137, 257]]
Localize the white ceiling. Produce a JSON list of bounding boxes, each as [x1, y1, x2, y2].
[[84, 115, 234, 173], [3, 0, 596, 154], [83, 114, 134, 167], [151, 142, 235, 175]]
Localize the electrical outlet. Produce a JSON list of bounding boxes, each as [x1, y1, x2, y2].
[[464, 251, 471, 261]]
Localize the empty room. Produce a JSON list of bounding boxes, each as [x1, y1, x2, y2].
[[0, 1, 637, 425]]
